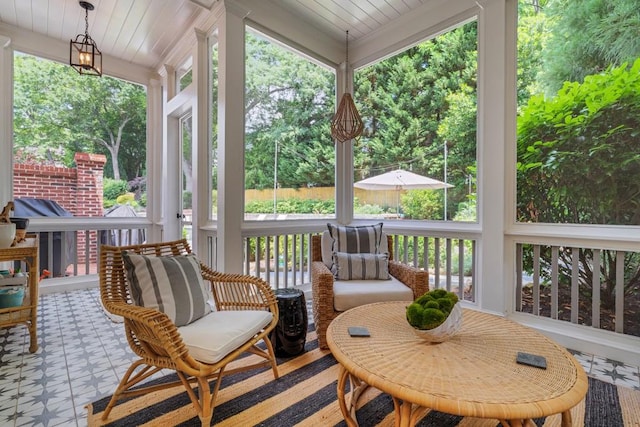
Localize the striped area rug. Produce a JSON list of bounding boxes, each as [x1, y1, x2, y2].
[[87, 326, 640, 426]]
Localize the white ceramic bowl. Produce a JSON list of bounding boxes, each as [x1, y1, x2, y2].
[[0, 223, 16, 248], [412, 302, 463, 343]]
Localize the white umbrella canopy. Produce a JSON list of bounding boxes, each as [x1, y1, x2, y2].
[[354, 169, 453, 216], [354, 169, 453, 191]]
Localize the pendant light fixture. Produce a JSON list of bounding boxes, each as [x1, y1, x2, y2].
[[330, 31, 364, 143], [69, 1, 102, 76]]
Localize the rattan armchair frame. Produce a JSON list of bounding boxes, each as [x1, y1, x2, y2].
[[99, 239, 279, 426], [311, 234, 429, 349]]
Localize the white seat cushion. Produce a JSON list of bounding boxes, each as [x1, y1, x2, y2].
[[333, 275, 413, 312], [178, 310, 273, 364]]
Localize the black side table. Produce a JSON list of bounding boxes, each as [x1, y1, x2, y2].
[[270, 288, 308, 356]]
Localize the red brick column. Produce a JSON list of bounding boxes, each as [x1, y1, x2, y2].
[[13, 153, 106, 272], [73, 153, 107, 265]]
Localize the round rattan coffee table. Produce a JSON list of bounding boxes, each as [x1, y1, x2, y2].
[[327, 301, 588, 427]]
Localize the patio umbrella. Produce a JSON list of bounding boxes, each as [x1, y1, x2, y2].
[[354, 169, 453, 216]]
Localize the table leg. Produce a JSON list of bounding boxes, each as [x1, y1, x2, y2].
[[336, 365, 369, 427], [392, 398, 429, 427], [28, 320, 38, 353], [561, 410, 572, 426]]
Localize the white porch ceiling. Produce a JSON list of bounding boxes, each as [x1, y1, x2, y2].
[[0, 0, 430, 70]]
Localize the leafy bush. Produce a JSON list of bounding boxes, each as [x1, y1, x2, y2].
[[401, 190, 444, 220], [103, 178, 128, 201], [116, 193, 138, 207], [245, 198, 334, 214]]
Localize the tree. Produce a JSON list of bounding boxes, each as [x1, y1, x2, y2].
[[244, 31, 335, 190], [354, 21, 478, 217], [13, 53, 147, 181], [541, 0, 640, 93]]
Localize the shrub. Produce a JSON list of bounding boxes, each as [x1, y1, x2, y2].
[[103, 178, 128, 201]]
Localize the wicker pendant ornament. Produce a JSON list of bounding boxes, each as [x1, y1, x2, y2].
[[331, 31, 364, 142]]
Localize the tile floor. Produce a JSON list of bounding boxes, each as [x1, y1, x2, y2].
[[0, 288, 639, 427]]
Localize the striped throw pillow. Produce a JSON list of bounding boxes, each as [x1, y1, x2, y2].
[[327, 222, 383, 254], [332, 251, 390, 280], [122, 252, 211, 327]]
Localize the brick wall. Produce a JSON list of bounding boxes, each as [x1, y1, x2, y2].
[[13, 153, 106, 270]]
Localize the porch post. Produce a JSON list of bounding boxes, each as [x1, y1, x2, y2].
[[191, 29, 210, 254], [335, 61, 354, 225], [476, 0, 516, 315], [216, 3, 248, 273], [0, 36, 13, 207], [146, 76, 164, 243]]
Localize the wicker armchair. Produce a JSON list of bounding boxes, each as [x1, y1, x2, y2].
[[311, 234, 429, 349], [99, 239, 279, 426]]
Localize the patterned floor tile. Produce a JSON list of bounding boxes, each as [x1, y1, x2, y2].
[[1, 286, 639, 426]]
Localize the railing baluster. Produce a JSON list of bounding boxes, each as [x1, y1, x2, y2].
[[291, 234, 297, 287], [533, 245, 540, 316], [592, 249, 601, 328], [423, 236, 429, 274], [402, 234, 409, 264], [458, 239, 464, 300], [615, 251, 625, 333], [571, 247, 579, 324], [445, 238, 452, 291], [244, 237, 251, 275], [551, 246, 559, 320], [516, 243, 523, 311], [412, 236, 418, 268], [434, 238, 440, 289], [265, 236, 271, 285]]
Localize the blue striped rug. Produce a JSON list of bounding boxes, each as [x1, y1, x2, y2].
[[87, 325, 640, 426]]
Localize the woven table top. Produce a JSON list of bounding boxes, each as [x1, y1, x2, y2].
[[327, 301, 588, 420]]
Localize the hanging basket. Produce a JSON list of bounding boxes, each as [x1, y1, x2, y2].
[[331, 93, 364, 142]]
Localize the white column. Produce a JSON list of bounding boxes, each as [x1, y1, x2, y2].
[[192, 29, 209, 254], [335, 62, 354, 225], [0, 36, 13, 207], [216, 3, 248, 273], [476, 0, 517, 315], [161, 64, 182, 241], [146, 76, 164, 243]]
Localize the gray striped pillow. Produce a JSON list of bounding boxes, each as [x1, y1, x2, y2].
[[333, 251, 390, 280], [122, 252, 211, 326], [327, 222, 383, 254], [327, 223, 384, 275]]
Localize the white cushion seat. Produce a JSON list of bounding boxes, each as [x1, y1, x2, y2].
[[178, 310, 273, 364], [333, 276, 414, 312]]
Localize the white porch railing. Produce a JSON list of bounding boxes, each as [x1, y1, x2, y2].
[[515, 241, 639, 338], [14, 217, 151, 290], [216, 228, 479, 304]]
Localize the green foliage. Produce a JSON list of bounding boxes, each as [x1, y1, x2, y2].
[[541, 0, 640, 93], [406, 289, 459, 330], [116, 193, 138, 207], [354, 203, 385, 215], [103, 178, 129, 200], [517, 58, 640, 225], [245, 198, 335, 214], [13, 53, 147, 181], [401, 190, 443, 220], [244, 31, 336, 190], [354, 21, 478, 219], [183, 191, 193, 210]]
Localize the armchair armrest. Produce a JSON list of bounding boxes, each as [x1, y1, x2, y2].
[[200, 263, 278, 312], [389, 260, 429, 298], [103, 299, 195, 367], [311, 261, 335, 306]]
